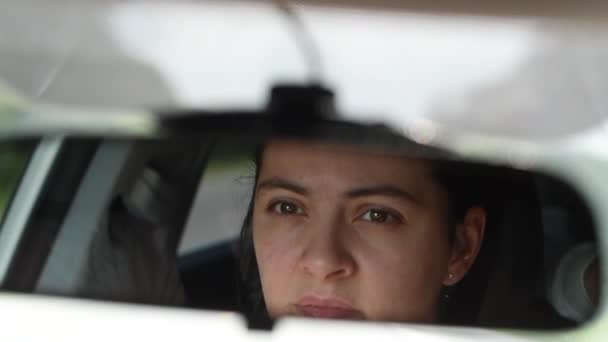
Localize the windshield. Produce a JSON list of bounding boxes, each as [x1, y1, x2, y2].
[[2, 0, 608, 140]]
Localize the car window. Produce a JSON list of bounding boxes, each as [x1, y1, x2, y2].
[[178, 142, 253, 255], [0, 140, 36, 225]]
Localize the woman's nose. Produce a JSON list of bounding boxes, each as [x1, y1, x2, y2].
[[297, 222, 356, 281]]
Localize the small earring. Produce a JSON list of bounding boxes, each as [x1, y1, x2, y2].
[[448, 273, 454, 280]]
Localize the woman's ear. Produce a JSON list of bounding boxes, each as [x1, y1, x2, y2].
[[443, 206, 486, 286]]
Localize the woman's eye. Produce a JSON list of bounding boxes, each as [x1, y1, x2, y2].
[[360, 208, 399, 224], [271, 201, 304, 215]]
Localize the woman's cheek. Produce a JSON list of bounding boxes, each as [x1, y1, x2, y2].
[[253, 215, 304, 305], [254, 214, 303, 263], [352, 222, 413, 259], [354, 211, 446, 257], [352, 216, 451, 319]]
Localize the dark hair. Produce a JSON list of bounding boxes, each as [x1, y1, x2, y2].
[[238, 147, 270, 328], [237, 141, 499, 328]]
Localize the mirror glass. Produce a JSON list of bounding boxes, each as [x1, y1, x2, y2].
[[0, 132, 599, 331]]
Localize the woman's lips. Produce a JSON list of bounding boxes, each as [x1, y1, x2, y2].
[[293, 296, 364, 319]]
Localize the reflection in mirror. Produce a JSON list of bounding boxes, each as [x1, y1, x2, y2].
[[0, 133, 600, 332]]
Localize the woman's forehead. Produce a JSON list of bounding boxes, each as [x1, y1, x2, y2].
[[263, 139, 429, 165], [259, 139, 435, 190]]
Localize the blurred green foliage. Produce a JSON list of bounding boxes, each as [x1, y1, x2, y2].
[[0, 142, 33, 222]]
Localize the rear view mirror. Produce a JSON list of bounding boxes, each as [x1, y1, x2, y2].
[[1, 120, 601, 332]]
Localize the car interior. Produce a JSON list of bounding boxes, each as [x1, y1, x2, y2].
[[0, 133, 599, 330], [2, 1, 608, 340]]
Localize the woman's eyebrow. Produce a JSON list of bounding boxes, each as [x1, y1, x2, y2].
[[345, 185, 421, 204], [256, 177, 309, 195]]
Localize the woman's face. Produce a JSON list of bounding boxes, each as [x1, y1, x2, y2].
[[252, 140, 484, 323]]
